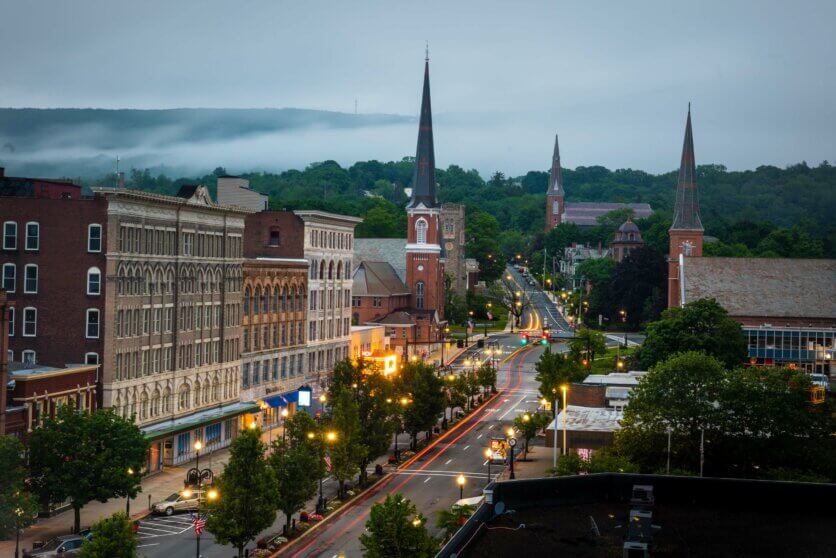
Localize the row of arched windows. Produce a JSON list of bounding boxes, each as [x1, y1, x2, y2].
[[116, 262, 242, 296], [308, 258, 351, 281], [310, 229, 352, 251], [243, 284, 305, 316]]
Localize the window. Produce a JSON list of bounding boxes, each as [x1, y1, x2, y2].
[[415, 218, 428, 244], [88, 224, 102, 252], [23, 307, 37, 337], [86, 309, 100, 338], [183, 233, 194, 256], [3, 222, 17, 250], [372, 296, 382, 308], [552, 200, 559, 215], [23, 265, 38, 293], [85, 352, 99, 365], [2, 263, 15, 292], [22, 350, 36, 364], [416, 281, 425, 309], [86, 267, 101, 295], [25, 222, 39, 250], [7, 307, 14, 336], [242, 363, 250, 388], [352, 296, 360, 307], [269, 229, 280, 247]]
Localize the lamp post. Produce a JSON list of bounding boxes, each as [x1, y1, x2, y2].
[[484, 448, 493, 486], [195, 487, 219, 558], [194, 439, 203, 484], [14, 506, 23, 558], [317, 431, 337, 514], [456, 474, 466, 500], [319, 394, 327, 417], [394, 397, 410, 461], [507, 433, 517, 480], [560, 385, 568, 456], [126, 467, 134, 515]]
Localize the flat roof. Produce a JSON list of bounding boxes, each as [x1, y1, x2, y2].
[[547, 405, 623, 433], [141, 401, 259, 439]]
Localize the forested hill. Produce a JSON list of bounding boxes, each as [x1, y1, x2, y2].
[[108, 158, 834, 252]]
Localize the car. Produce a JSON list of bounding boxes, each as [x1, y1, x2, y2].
[[151, 490, 203, 516], [24, 535, 85, 557]]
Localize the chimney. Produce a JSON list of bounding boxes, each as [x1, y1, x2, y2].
[[118, 171, 125, 188]]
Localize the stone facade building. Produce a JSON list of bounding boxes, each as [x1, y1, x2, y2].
[[440, 203, 467, 297], [611, 219, 644, 262]]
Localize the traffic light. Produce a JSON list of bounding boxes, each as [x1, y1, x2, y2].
[[519, 333, 529, 346]]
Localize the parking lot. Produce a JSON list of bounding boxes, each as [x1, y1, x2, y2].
[[137, 514, 195, 540]]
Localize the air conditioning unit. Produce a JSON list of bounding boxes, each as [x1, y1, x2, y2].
[[623, 541, 649, 558]]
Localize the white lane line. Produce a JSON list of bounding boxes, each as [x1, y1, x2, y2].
[[477, 434, 483, 439], [424, 477, 431, 483], [137, 543, 160, 548], [488, 425, 494, 430], [137, 525, 180, 534], [499, 395, 527, 420], [444, 458, 453, 465], [463, 445, 470, 451]]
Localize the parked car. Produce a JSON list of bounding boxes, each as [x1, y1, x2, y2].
[[24, 535, 85, 557], [152, 490, 203, 516]]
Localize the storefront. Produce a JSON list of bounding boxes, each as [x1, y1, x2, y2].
[[142, 401, 260, 472]]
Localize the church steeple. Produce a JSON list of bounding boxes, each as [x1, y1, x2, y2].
[[407, 55, 438, 209], [671, 105, 703, 231], [548, 134, 564, 196]]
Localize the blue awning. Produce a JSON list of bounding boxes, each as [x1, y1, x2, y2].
[[263, 390, 298, 408]]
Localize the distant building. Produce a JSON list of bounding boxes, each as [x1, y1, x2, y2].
[[350, 325, 398, 376], [440, 203, 469, 297], [216, 175, 268, 211], [611, 218, 644, 262], [544, 137, 652, 231], [666, 108, 835, 377], [559, 243, 611, 288]]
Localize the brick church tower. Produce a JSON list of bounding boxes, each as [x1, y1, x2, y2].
[[545, 134, 565, 231], [406, 54, 445, 319], [668, 106, 704, 308]]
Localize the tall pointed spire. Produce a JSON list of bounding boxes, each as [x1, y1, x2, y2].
[[548, 133, 564, 196], [671, 105, 702, 230], [407, 54, 438, 209]]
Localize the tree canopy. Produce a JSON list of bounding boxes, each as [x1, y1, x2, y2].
[[360, 493, 437, 558]]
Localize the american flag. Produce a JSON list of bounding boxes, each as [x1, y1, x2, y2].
[[324, 454, 332, 472], [193, 513, 207, 536]]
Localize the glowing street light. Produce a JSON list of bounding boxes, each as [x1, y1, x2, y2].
[[456, 474, 466, 500]]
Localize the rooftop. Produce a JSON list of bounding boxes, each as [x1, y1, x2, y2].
[[682, 257, 836, 320], [352, 261, 410, 296], [562, 202, 653, 227], [547, 405, 623, 433], [583, 371, 647, 386], [353, 238, 408, 281]]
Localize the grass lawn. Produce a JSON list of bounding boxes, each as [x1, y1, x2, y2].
[[583, 345, 639, 374], [448, 316, 508, 338]]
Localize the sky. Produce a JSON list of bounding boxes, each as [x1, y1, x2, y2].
[[1, 0, 835, 176]]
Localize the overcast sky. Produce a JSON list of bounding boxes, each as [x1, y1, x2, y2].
[[2, 0, 835, 175]]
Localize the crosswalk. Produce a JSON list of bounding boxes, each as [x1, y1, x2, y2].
[[137, 514, 195, 539]]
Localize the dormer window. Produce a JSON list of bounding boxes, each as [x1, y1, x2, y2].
[[415, 218, 428, 244], [269, 229, 280, 247]]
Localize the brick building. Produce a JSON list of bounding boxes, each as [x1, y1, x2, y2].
[[610, 219, 644, 262], [666, 108, 835, 377], [240, 257, 309, 430], [2, 177, 255, 472], [440, 203, 468, 297]]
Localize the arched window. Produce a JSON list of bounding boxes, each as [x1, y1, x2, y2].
[[273, 287, 279, 312], [319, 261, 325, 280], [178, 384, 190, 410], [243, 287, 251, 315], [415, 218, 428, 244], [328, 261, 334, 280], [253, 287, 261, 315], [552, 200, 559, 215], [263, 288, 270, 313], [415, 281, 425, 309], [87, 267, 102, 295], [163, 386, 172, 413], [151, 389, 160, 417], [281, 287, 287, 312], [139, 392, 149, 420], [194, 381, 202, 408], [289, 286, 295, 312]]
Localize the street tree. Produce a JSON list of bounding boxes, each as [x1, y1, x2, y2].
[[475, 362, 498, 395], [568, 328, 607, 368], [28, 407, 148, 533], [269, 440, 321, 534], [398, 362, 445, 449], [205, 428, 278, 558], [445, 374, 468, 419], [638, 298, 746, 369], [0, 436, 38, 541], [360, 493, 437, 558], [513, 411, 550, 459], [487, 281, 529, 331], [328, 388, 363, 499], [78, 512, 137, 558], [534, 348, 585, 416], [330, 359, 397, 485]]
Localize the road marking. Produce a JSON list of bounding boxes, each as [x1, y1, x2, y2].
[[477, 434, 483, 439], [444, 458, 453, 465], [463, 445, 470, 450], [488, 425, 494, 430], [137, 543, 160, 548], [499, 395, 527, 420], [424, 477, 431, 483]]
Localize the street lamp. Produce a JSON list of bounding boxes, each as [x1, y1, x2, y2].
[[126, 467, 134, 515], [317, 431, 337, 514], [14, 506, 23, 558], [456, 474, 466, 500], [319, 394, 327, 416], [560, 385, 568, 456], [194, 439, 203, 482], [394, 397, 410, 461], [506, 430, 517, 480], [281, 407, 290, 443], [194, 488, 219, 558], [484, 448, 493, 486]]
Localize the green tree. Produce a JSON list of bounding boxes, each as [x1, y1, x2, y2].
[[0, 436, 38, 541], [205, 428, 278, 558], [475, 362, 498, 395], [398, 362, 445, 449], [28, 407, 148, 533], [466, 211, 505, 282], [639, 298, 746, 369], [586, 448, 639, 474], [435, 504, 475, 542], [606, 246, 667, 326], [360, 493, 437, 558], [328, 388, 363, 498], [269, 440, 320, 534], [568, 328, 607, 368], [513, 411, 550, 458], [447, 374, 469, 416], [535, 348, 584, 416], [329, 359, 396, 485], [78, 512, 137, 558]]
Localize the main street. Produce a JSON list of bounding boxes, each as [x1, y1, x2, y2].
[[138, 272, 561, 558]]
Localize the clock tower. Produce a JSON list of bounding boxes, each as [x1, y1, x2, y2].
[[406, 54, 445, 318]]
